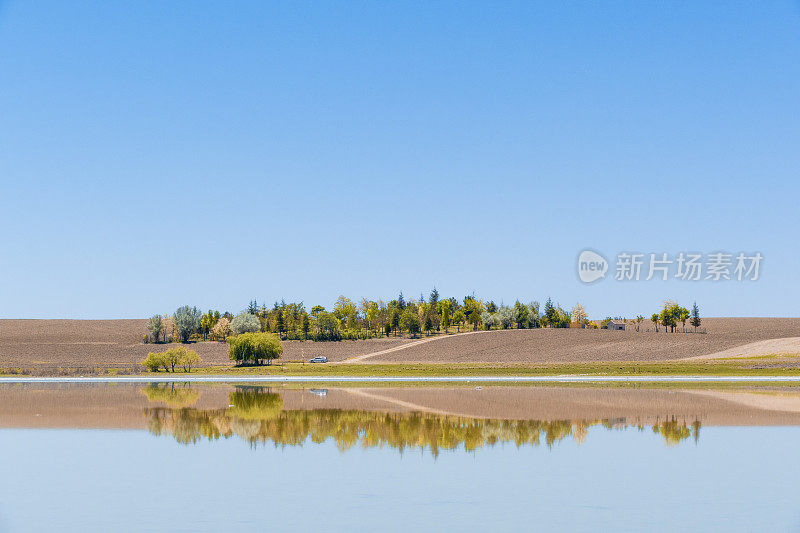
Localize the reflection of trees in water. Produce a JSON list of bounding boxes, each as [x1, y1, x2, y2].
[[141, 383, 199, 408], [655, 418, 693, 446], [143, 387, 701, 452]]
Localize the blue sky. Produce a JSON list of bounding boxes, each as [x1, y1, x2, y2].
[[1, 1, 799, 319]]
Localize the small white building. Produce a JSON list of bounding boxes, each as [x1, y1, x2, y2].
[[607, 319, 626, 331]]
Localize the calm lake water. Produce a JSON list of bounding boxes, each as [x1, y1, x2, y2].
[[0, 383, 798, 532]]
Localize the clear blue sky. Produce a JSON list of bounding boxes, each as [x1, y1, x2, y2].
[[1, 1, 799, 319]]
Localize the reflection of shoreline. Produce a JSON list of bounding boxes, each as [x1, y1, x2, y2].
[[144, 387, 701, 452]]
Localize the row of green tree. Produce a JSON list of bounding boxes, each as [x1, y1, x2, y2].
[[145, 290, 581, 343], [609, 301, 702, 333], [649, 301, 701, 332]]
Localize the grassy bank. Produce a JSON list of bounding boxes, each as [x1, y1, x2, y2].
[[3, 356, 799, 378], [181, 358, 800, 377]]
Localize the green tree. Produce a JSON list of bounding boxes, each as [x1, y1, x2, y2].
[[651, 313, 660, 332], [390, 309, 400, 336], [365, 303, 378, 334], [333, 295, 357, 329], [142, 346, 200, 372], [315, 311, 341, 341], [463, 296, 484, 330], [659, 301, 681, 333], [690, 302, 701, 331], [228, 332, 283, 365], [527, 301, 540, 328], [429, 287, 440, 305], [142, 351, 165, 372], [468, 309, 481, 330], [453, 310, 466, 332], [554, 307, 571, 328], [147, 315, 163, 343], [200, 311, 213, 340], [179, 349, 200, 371], [276, 309, 285, 336], [301, 313, 310, 339], [399, 308, 420, 337], [678, 307, 690, 332], [542, 298, 557, 328], [513, 301, 529, 329], [173, 305, 202, 343], [439, 300, 452, 332], [424, 315, 434, 335]]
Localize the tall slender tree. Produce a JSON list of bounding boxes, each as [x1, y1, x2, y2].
[[429, 287, 440, 305], [690, 302, 701, 332], [439, 300, 451, 333]]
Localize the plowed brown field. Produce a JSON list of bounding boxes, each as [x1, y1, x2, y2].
[[1, 317, 798, 370]]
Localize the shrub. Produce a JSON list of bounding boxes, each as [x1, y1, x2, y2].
[[142, 351, 166, 372], [228, 332, 283, 365], [230, 311, 262, 335], [142, 347, 201, 372], [173, 306, 201, 342]]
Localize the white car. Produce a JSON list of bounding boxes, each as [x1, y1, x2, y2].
[[309, 356, 328, 363]]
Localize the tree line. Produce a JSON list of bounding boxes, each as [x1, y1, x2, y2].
[[647, 301, 701, 333], [144, 290, 584, 344]]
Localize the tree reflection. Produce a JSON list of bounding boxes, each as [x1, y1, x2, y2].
[[143, 387, 700, 453], [141, 383, 199, 408]]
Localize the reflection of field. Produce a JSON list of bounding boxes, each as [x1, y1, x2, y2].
[[144, 389, 700, 452]]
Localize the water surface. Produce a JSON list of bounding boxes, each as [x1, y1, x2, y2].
[[0, 383, 797, 532]]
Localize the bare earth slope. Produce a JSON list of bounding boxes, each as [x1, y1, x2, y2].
[[682, 337, 800, 360], [1, 318, 799, 367], [0, 319, 411, 368], [352, 318, 800, 363]]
